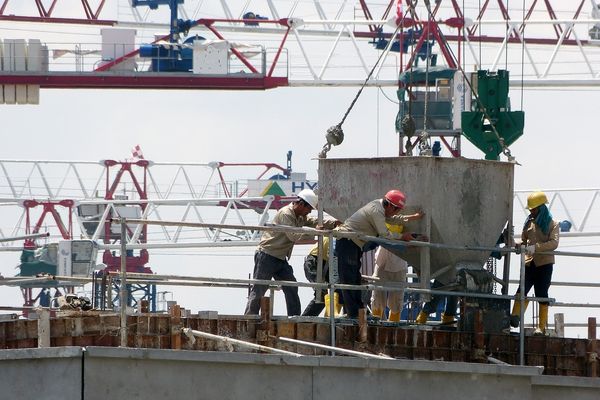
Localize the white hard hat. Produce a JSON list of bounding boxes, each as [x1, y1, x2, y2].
[[297, 189, 318, 209]]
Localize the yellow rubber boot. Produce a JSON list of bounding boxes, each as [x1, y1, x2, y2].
[[416, 311, 428, 324], [388, 311, 401, 322], [441, 313, 456, 325], [324, 293, 342, 317], [334, 294, 342, 315], [371, 307, 383, 319], [510, 299, 529, 328], [535, 304, 549, 335]]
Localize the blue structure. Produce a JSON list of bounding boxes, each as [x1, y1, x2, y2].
[[132, 0, 199, 72]]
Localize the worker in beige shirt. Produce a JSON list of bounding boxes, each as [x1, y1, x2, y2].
[[335, 190, 424, 318], [510, 191, 560, 335], [244, 189, 339, 316]]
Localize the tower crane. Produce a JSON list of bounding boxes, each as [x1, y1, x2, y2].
[[1, 0, 600, 316], [0, 0, 600, 93]]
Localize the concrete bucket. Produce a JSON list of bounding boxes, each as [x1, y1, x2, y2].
[[318, 157, 514, 284]]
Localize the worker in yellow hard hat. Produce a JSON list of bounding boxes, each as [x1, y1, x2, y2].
[[510, 191, 560, 335]]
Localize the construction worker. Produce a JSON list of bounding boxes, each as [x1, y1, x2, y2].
[[244, 189, 339, 316], [335, 190, 424, 319], [301, 236, 342, 316], [510, 191, 559, 335], [370, 244, 408, 322]]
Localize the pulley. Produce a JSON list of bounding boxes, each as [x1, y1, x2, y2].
[[318, 124, 344, 158]]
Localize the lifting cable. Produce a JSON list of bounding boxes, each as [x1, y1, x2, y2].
[[418, 0, 434, 155], [520, 0, 526, 116], [318, 0, 418, 158]]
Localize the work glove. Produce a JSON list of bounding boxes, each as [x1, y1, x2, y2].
[[524, 245, 536, 256]]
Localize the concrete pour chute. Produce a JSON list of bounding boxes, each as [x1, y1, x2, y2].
[[318, 157, 514, 284]]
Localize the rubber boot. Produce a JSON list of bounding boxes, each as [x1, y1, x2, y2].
[[388, 310, 401, 322], [371, 307, 383, 319], [534, 304, 549, 335], [416, 311, 428, 324], [334, 293, 343, 315], [441, 313, 456, 325], [324, 293, 342, 317], [510, 299, 529, 328]]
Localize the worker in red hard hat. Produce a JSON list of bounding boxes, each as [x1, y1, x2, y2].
[[335, 190, 425, 319], [244, 189, 340, 316]]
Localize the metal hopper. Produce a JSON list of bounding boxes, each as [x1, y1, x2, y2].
[[318, 156, 514, 285]]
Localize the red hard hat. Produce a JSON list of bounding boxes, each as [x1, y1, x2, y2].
[[384, 190, 406, 209]]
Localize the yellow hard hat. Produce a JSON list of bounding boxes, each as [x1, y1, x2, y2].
[[526, 191, 548, 210], [386, 223, 404, 234]]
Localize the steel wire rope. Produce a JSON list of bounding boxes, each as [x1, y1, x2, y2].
[[377, 86, 399, 104], [395, 0, 419, 155], [505, 0, 510, 71], [417, 0, 435, 155], [478, 0, 482, 68], [318, 1, 417, 158], [402, 25, 418, 155], [419, 0, 517, 161], [520, 0, 526, 111]]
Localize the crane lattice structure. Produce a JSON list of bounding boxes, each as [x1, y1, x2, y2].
[[0, 0, 599, 90]]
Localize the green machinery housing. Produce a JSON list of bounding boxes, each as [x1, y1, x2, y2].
[[396, 68, 524, 160], [461, 70, 524, 160]]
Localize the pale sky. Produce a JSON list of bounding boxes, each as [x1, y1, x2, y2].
[[0, 0, 598, 338]]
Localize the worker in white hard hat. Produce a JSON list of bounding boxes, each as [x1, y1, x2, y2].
[[335, 190, 425, 319], [244, 189, 340, 316], [510, 191, 560, 335]]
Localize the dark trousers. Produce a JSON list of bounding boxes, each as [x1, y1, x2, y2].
[[302, 254, 327, 316], [515, 262, 553, 305], [301, 254, 343, 316], [244, 251, 301, 316], [422, 279, 458, 316], [336, 238, 364, 318]]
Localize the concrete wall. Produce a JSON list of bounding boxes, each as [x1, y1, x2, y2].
[[1, 347, 599, 399]]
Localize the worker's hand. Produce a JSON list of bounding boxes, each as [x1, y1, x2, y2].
[[514, 242, 522, 254], [404, 210, 424, 221], [413, 210, 424, 220], [524, 245, 536, 256], [414, 234, 429, 242]]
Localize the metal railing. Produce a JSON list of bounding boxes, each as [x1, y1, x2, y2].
[[3, 220, 599, 365]]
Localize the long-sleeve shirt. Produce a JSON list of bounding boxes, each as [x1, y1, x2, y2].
[[522, 218, 560, 266], [337, 199, 411, 249], [375, 246, 407, 273], [258, 204, 336, 260]]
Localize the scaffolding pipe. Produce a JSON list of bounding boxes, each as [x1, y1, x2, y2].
[[119, 219, 128, 347], [106, 272, 554, 304], [272, 335, 394, 360], [120, 219, 600, 259], [0, 232, 50, 243], [182, 328, 302, 357]]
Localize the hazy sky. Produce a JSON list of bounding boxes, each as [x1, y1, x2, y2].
[[0, 0, 598, 337]]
